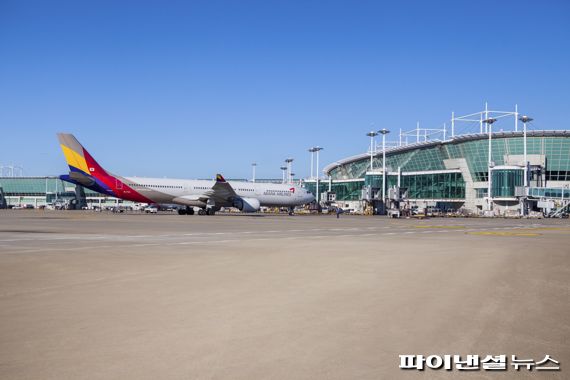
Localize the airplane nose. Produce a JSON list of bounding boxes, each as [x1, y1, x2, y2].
[[307, 193, 316, 203]]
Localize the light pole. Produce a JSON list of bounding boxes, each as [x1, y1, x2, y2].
[[313, 146, 323, 205], [285, 158, 294, 184], [280, 166, 287, 184], [378, 128, 390, 213], [366, 131, 378, 170], [518, 115, 533, 187], [483, 118, 497, 209], [251, 163, 257, 183], [308, 148, 316, 179]]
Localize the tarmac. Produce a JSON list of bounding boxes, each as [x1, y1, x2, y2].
[[0, 210, 568, 379]]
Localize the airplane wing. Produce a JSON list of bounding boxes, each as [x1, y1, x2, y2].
[[173, 174, 238, 207], [209, 174, 237, 202], [172, 176, 233, 206]]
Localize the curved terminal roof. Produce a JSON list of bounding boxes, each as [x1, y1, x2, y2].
[[323, 130, 570, 176]]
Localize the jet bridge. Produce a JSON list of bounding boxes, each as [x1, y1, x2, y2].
[[527, 187, 570, 217]]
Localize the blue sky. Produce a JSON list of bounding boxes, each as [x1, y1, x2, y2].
[[1, 0, 569, 179]]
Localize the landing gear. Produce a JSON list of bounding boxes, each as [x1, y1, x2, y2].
[[288, 207, 295, 216], [178, 207, 195, 215], [206, 209, 216, 215], [198, 209, 207, 215]]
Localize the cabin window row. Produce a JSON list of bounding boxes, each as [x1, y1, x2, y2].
[[133, 184, 183, 189]]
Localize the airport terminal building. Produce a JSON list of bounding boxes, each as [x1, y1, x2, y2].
[[306, 107, 570, 216], [0, 176, 134, 210], [2, 106, 569, 217]]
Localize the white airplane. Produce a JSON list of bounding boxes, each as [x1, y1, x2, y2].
[[58, 133, 315, 215]]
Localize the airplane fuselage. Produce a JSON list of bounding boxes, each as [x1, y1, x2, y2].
[[121, 177, 314, 208]]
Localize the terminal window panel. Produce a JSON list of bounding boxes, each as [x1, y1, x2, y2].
[[0, 178, 69, 195], [304, 181, 365, 201], [330, 136, 570, 182], [400, 148, 447, 172], [546, 171, 570, 181], [491, 169, 524, 198], [544, 138, 570, 171], [401, 173, 465, 200], [330, 160, 370, 180], [382, 147, 448, 173], [475, 188, 488, 198], [444, 137, 570, 181], [333, 181, 365, 201], [472, 171, 489, 182], [364, 175, 398, 190]]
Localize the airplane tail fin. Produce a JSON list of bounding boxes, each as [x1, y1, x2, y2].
[[57, 133, 152, 203], [57, 133, 108, 178]]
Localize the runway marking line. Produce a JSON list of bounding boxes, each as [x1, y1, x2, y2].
[[466, 231, 541, 237], [511, 227, 570, 232], [413, 225, 465, 229]]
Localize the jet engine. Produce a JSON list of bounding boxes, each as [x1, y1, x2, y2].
[[233, 197, 261, 212]]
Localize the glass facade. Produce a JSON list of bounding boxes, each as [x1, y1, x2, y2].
[[546, 171, 570, 181], [329, 135, 570, 183], [306, 172, 465, 202], [331, 146, 449, 180], [0, 177, 105, 206], [364, 174, 398, 190], [0, 177, 80, 197], [400, 172, 465, 199], [304, 180, 364, 201], [491, 169, 523, 198]]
